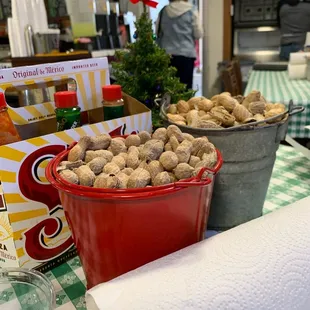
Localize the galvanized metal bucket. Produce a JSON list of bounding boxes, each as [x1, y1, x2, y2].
[[160, 97, 304, 230]]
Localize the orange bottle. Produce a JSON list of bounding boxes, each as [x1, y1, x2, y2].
[[0, 92, 21, 146]]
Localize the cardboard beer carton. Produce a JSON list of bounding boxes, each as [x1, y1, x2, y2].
[[0, 58, 152, 271]]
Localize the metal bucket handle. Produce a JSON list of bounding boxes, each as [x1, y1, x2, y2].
[[159, 95, 305, 131], [288, 100, 305, 116]]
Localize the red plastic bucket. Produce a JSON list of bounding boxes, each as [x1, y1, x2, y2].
[[46, 144, 222, 289]]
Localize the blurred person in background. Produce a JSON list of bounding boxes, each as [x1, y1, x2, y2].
[[156, 0, 203, 90], [277, 0, 310, 60]]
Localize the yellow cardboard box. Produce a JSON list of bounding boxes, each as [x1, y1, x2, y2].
[[0, 58, 151, 270]]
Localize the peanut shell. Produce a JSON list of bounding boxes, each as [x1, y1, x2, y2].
[[167, 114, 186, 123], [232, 104, 253, 122], [168, 172, 177, 183], [273, 103, 286, 112], [265, 103, 274, 112], [116, 172, 129, 189], [177, 100, 190, 113], [110, 139, 127, 156], [141, 139, 164, 161], [196, 142, 216, 159], [200, 114, 214, 121], [233, 95, 244, 104], [126, 153, 141, 169], [197, 98, 214, 112], [164, 143, 173, 152], [89, 134, 111, 150], [248, 101, 266, 115], [196, 151, 218, 169], [175, 145, 191, 164], [152, 128, 168, 143], [217, 94, 237, 113], [174, 163, 195, 180], [169, 135, 179, 152], [74, 165, 95, 187], [59, 170, 79, 184], [242, 90, 261, 109], [197, 120, 222, 129], [253, 114, 265, 122], [112, 155, 126, 170], [87, 157, 107, 175], [127, 168, 151, 188], [198, 110, 207, 117], [175, 121, 187, 126], [182, 133, 195, 142], [118, 152, 128, 161], [189, 156, 201, 168], [147, 160, 164, 181], [103, 162, 121, 175], [128, 146, 140, 156], [210, 108, 235, 127], [96, 174, 121, 189], [153, 172, 172, 186], [68, 136, 92, 162], [166, 125, 184, 142], [122, 168, 134, 176], [93, 173, 109, 188], [159, 151, 179, 171], [138, 131, 152, 144], [167, 104, 178, 114], [186, 110, 199, 127], [265, 109, 284, 123], [125, 135, 141, 148]]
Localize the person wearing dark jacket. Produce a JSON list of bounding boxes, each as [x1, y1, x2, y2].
[[156, 0, 203, 90], [277, 0, 310, 60]]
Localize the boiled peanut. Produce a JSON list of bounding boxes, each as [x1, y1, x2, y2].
[[127, 168, 151, 188], [159, 151, 178, 171], [87, 157, 107, 175], [68, 136, 92, 162], [153, 172, 172, 186], [103, 163, 121, 175], [59, 170, 79, 184], [74, 165, 95, 187], [125, 135, 141, 148], [89, 134, 111, 150]]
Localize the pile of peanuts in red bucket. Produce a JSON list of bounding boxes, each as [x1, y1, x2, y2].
[[57, 125, 218, 189]]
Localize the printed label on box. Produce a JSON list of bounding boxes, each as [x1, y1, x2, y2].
[[0, 57, 152, 270], [0, 58, 109, 126]]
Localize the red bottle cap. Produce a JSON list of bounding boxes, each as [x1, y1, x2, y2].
[[54, 91, 78, 108], [102, 85, 122, 101], [0, 92, 7, 109]]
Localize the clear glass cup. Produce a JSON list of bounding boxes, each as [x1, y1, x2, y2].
[[0, 268, 55, 310]]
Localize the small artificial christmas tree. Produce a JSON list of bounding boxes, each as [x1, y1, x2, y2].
[[112, 11, 195, 127]]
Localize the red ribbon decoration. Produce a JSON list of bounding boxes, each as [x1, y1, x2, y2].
[[130, 0, 158, 8]]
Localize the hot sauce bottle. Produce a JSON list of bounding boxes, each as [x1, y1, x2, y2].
[[0, 92, 21, 146]]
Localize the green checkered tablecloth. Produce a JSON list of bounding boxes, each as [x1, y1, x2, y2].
[[1, 146, 309, 309], [244, 70, 310, 138]]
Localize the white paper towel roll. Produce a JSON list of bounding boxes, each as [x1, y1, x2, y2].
[[288, 64, 307, 79], [289, 52, 310, 65], [86, 197, 310, 310]]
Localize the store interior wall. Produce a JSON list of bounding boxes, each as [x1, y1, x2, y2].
[[204, 0, 224, 96]]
